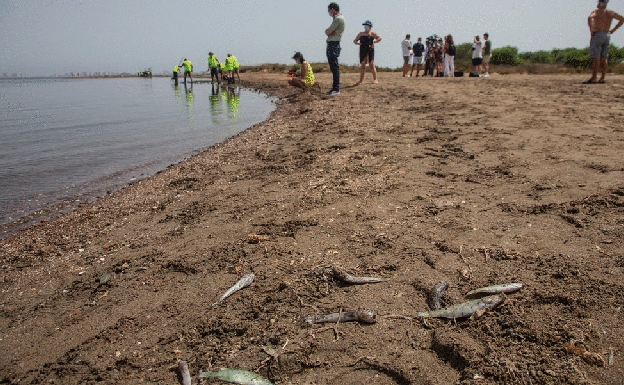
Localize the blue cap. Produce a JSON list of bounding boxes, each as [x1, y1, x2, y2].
[[363, 20, 372, 27]]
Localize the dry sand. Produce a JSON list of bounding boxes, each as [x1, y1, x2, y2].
[[1, 72, 624, 384]]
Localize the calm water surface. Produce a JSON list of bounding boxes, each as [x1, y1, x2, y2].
[[0, 77, 275, 235]]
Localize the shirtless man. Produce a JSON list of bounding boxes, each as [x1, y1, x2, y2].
[[586, 0, 624, 83]]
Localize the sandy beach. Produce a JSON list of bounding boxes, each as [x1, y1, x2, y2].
[[1, 72, 624, 384]]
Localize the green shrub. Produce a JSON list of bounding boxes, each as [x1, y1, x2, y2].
[[491, 46, 523, 66]]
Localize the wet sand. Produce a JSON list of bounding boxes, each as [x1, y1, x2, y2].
[[1, 72, 624, 384]]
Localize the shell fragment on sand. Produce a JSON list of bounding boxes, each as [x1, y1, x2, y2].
[[198, 368, 273, 385], [416, 295, 505, 319]]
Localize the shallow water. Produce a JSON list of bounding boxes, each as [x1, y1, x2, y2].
[[0, 77, 275, 235]]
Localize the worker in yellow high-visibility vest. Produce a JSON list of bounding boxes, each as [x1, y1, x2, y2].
[[207, 52, 220, 82], [182, 58, 193, 83]]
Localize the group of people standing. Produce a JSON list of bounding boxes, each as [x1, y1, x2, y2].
[[172, 54, 240, 85], [401, 33, 489, 78]]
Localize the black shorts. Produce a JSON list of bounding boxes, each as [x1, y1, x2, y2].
[[472, 58, 483, 66], [210, 67, 218, 77], [360, 48, 374, 63]]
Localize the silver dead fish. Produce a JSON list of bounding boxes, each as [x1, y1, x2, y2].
[[177, 361, 191, 385], [416, 295, 505, 319], [198, 368, 273, 385], [332, 267, 390, 284], [466, 283, 522, 298], [428, 281, 449, 310], [212, 273, 255, 306], [305, 309, 377, 324]]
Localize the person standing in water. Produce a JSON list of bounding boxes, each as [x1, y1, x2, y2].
[[325, 2, 345, 96], [585, 0, 624, 83], [353, 20, 382, 84], [182, 58, 193, 84], [207, 52, 220, 82]]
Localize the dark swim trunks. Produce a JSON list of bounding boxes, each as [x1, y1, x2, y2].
[[359, 34, 375, 63]]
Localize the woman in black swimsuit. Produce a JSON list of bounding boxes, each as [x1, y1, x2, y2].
[[353, 20, 382, 84]]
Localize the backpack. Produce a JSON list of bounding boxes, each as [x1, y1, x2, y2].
[[469, 72, 480, 77], [447, 44, 456, 56]]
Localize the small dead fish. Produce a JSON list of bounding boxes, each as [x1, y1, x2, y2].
[[466, 283, 522, 298], [428, 281, 449, 310], [416, 295, 505, 319], [212, 273, 255, 306], [177, 361, 191, 385], [305, 309, 376, 324], [198, 368, 273, 385], [332, 267, 390, 284]]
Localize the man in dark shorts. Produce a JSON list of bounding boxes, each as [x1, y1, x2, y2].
[[585, 0, 624, 83]]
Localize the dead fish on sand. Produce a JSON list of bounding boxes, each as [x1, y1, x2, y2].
[[416, 295, 505, 319], [198, 368, 273, 385], [212, 273, 255, 306], [466, 283, 522, 298], [305, 309, 376, 324], [428, 281, 449, 310], [177, 361, 191, 385], [332, 267, 390, 284]]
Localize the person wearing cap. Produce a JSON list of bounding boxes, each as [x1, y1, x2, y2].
[[585, 0, 624, 83], [325, 2, 345, 96], [182, 58, 193, 84], [353, 20, 382, 84], [401, 34, 412, 77], [288, 52, 315, 90], [207, 52, 220, 82]]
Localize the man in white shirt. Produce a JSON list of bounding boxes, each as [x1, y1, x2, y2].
[[401, 34, 412, 77], [471, 36, 483, 75]]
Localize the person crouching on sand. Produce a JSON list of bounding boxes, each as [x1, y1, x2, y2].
[[354, 20, 382, 84], [288, 52, 315, 90]]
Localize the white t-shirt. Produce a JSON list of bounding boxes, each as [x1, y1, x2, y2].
[[472, 42, 483, 59], [401, 39, 412, 57]]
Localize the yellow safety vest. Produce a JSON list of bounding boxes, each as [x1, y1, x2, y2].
[[207, 56, 218, 68], [183, 60, 192, 72]]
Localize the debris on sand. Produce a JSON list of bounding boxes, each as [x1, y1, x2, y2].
[[416, 295, 505, 319], [247, 233, 269, 244], [564, 342, 606, 367], [466, 283, 523, 298], [331, 266, 391, 284], [305, 309, 377, 324], [428, 281, 449, 310], [212, 273, 255, 307], [198, 368, 273, 385], [177, 361, 191, 385]]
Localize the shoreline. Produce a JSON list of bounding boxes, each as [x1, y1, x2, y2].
[[2, 72, 624, 384], [0, 79, 280, 239]]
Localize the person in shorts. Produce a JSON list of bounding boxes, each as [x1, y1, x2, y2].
[[410, 37, 425, 77], [353, 20, 382, 84], [471, 36, 483, 75], [585, 0, 624, 83], [482, 33, 491, 77], [401, 34, 412, 77]]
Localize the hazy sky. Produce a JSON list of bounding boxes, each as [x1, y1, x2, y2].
[[1, 0, 621, 76]]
